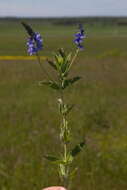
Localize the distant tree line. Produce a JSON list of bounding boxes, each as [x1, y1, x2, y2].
[[0, 17, 127, 26]]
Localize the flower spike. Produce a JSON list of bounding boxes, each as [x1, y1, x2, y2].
[[22, 22, 43, 55], [74, 24, 86, 49]]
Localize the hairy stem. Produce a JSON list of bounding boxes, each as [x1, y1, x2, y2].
[[59, 78, 69, 188]]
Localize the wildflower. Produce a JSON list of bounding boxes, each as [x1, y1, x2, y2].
[[74, 24, 86, 49], [22, 22, 43, 55], [27, 32, 43, 55]]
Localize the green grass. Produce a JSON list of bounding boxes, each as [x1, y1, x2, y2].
[[0, 20, 127, 190], [1, 20, 127, 57]]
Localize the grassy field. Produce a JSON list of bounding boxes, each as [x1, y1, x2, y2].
[[0, 19, 127, 190]]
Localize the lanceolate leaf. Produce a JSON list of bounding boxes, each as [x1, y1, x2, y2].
[[44, 155, 66, 165], [58, 48, 65, 58], [70, 141, 86, 157], [62, 53, 72, 77], [69, 76, 81, 84], [47, 59, 57, 70], [55, 54, 63, 66], [44, 155, 60, 162], [42, 81, 60, 90], [62, 76, 81, 89], [69, 167, 78, 179], [61, 62, 68, 73], [21, 22, 35, 37]]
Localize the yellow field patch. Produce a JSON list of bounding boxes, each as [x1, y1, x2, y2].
[[0, 56, 47, 60]]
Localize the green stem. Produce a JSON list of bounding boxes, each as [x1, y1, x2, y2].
[[59, 78, 69, 188], [63, 116, 67, 161], [63, 116, 68, 188], [68, 48, 79, 71], [64, 143, 67, 161]]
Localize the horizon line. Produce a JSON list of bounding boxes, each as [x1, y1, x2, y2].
[[0, 15, 127, 19]]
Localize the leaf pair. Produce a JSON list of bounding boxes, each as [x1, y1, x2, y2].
[[42, 76, 81, 91], [42, 80, 60, 90], [44, 141, 86, 164]]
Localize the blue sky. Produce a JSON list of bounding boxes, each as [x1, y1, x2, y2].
[[0, 0, 127, 17]]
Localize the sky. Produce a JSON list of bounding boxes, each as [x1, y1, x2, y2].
[[0, 0, 127, 17]]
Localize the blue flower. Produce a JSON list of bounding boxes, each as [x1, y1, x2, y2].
[[27, 32, 43, 55], [74, 24, 86, 49]]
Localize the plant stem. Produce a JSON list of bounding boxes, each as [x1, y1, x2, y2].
[[68, 48, 79, 71], [59, 78, 69, 188]]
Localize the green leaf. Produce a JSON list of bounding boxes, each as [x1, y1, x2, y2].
[[69, 76, 81, 84], [55, 54, 63, 65], [54, 54, 63, 72], [44, 155, 66, 165], [70, 141, 86, 157], [69, 167, 78, 179], [44, 155, 59, 162], [62, 76, 81, 89], [66, 154, 73, 163], [61, 63, 68, 74], [42, 81, 60, 90], [61, 53, 72, 75], [52, 49, 73, 77], [59, 164, 66, 177], [58, 48, 65, 58], [47, 59, 57, 70], [62, 52, 72, 76]]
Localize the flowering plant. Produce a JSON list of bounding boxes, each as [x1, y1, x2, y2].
[[22, 22, 86, 189]]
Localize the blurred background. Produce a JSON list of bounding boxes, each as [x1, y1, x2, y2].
[[0, 1, 127, 190]]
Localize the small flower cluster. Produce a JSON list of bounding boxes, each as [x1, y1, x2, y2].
[[74, 24, 86, 49], [27, 32, 43, 55]]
